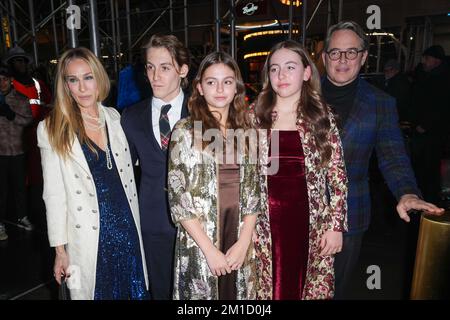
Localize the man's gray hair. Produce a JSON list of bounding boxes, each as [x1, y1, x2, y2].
[[324, 21, 369, 52]]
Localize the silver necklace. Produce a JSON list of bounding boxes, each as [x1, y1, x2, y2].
[[82, 109, 113, 170]]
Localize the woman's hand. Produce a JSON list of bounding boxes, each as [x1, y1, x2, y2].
[[319, 230, 343, 256], [225, 239, 251, 271], [204, 247, 232, 276], [252, 230, 258, 244], [54, 246, 70, 285]]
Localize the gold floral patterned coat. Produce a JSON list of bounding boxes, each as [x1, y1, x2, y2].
[[167, 118, 262, 300], [254, 110, 348, 300]]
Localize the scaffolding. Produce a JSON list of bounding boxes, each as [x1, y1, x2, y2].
[[0, 1, 316, 73], [0, 0, 438, 81]]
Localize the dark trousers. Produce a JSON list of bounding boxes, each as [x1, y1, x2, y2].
[[142, 232, 176, 300], [333, 232, 364, 299], [410, 133, 443, 204], [0, 154, 28, 222]]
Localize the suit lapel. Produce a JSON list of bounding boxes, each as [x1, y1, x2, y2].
[[341, 79, 367, 144], [144, 97, 166, 158], [181, 93, 190, 118]]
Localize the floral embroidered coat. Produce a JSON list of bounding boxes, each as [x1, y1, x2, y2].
[[167, 118, 262, 300], [253, 110, 348, 300]]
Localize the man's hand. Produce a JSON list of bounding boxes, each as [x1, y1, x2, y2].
[[397, 194, 445, 222]]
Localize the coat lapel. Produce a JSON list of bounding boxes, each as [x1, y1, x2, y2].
[[103, 105, 123, 155], [145, 97, 166, 159], [181, 93, 190, 118], [70, 134, 91, 175], [341, 79, 368, 144]]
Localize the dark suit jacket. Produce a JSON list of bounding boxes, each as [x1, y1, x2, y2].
[[121, 94, 189, 236], [325, 77, 420, 234]]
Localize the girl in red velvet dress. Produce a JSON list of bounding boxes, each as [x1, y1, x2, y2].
[[253, 40, 348, 300]]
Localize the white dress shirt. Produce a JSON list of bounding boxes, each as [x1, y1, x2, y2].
[[151, 90, 184, 147]]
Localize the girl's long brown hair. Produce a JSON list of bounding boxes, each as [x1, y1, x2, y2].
[[189, 51, 250, 148], [255, 40, 332, 167]]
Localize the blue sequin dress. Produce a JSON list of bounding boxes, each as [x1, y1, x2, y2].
[[81, 138, 148, 300]]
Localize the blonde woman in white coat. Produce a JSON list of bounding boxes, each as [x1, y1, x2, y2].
[[37, 47, 149, 300]]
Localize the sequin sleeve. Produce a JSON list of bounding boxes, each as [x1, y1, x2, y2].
[[168, 119, 203, 224]]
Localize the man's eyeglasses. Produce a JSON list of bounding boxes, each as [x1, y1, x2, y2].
[[326, 48, 365, 61]]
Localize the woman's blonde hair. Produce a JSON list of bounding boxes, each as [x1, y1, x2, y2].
[[45, 47, 110, 158]]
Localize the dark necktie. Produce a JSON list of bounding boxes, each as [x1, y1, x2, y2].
[[159, 104, 172, 151]]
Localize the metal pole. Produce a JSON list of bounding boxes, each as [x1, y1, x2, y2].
[[230, 0, 236, 58], [28, 0, 38, 66], [126, 0, 132, 63], [288, 0, 293, 39], [88, 0, 100, 57], [50, 0, 59, 57], [0, 5, 6, 53], [8, 0, 17, 46], [397, 25, 404, 65], [184, 0, 188, 47], [131, 7, 169, 50], [18, 1, 68, 45], [338, 0, 343, 22], [215, 0, 220, 51], [67, 0, 78, 48], [109, 0, 117, 76], [376, 35, 381, 73], [169, 0, 173, 33], [302, 0, 307, 46], [61, 0, 66, 50], [115, 0, 121, 68], [327, 0, 331, 30], [306, 0, 324, 30], [405, 25, 413, 71]]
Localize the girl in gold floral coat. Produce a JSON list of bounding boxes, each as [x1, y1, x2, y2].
[[168, 52, 263, 299]]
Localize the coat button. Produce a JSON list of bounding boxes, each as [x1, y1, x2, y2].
[[92, 209, 97, 213], [77, 206, 82, 211], [125, 184, 127, 188], [74, 174, 79, 179], [115, 153, 118, 156], [134, 193, 136, 197], [120, 169, 123, 172], [75, 224, 81, 229], [127, 164, 130, 167], [92, 226, 98, 230], [130, 179, 133, 183], [76, 190, 81, 195], [129, 199, 132, 202], [125, 148, 127, 152]]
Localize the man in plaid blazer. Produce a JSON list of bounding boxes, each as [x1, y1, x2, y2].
[[321, 21, 444, 299]]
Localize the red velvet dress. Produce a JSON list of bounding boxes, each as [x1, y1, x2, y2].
[[268, 130, 310, 300]]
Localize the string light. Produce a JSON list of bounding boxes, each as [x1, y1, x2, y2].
[[244, 29, 299, 41], [280, 0, 302, 7], [244, 51, 270, 59]]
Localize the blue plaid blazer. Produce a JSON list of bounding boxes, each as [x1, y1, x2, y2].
[[326, 77, 420, 234]]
